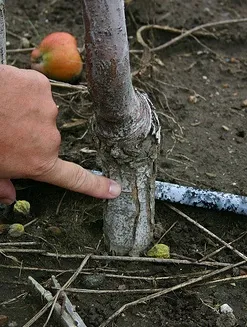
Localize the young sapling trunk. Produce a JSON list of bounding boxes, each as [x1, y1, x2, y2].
[[82, 0, 160, 256]]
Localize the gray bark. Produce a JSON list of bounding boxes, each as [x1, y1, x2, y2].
[[0, 0, 6, 64], [82, 0, 160, 256]]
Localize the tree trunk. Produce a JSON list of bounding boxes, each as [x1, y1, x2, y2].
[[0, 0, 6, 64], [82, 0, 160, 256]]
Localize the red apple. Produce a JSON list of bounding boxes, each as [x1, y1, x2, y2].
[[31, 32, 83, 83]]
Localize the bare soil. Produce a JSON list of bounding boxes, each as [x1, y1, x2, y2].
[[1, 0, 247, 326]]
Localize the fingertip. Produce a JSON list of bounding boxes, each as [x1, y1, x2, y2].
[[0, 179, 16, 205], [108, 180, 122, 198], [0, 198, 15, 205], [35, 159, 122, 199]]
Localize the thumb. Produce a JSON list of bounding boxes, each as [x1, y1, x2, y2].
[[34, 159, 121, 199], [0, 179, 16, 204]]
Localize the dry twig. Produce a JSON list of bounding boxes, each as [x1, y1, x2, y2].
[[0, 242, 37, 247], [137, 18, 247, 52], [203, 274, 247, 286], [23, 301, 52, 327], [49, 79, 88, 91], [0, 292, 27, 306], [99, 260, 245, 327], [6, 47, 34, 53], [166, 204, 247, 262], [0, 249, 20, 263], [0, 248, 239, 268], [199, 232, 247, 262], [42, 252, 236, 268], [155, 221, 177, 245], [55, 190, 67, 215], [24, 255, 91, 327], [0, 263, 212, 282], [43, 254, 91, 327], [53, 287, 164, 295]]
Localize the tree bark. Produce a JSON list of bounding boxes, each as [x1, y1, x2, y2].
[[0, 0, 6, 64], [82, 0, 160, 256]]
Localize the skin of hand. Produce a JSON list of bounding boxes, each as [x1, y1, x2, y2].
[[31, 32, 83, 83], [0, 65, 121, 204]]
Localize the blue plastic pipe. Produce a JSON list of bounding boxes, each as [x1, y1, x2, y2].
[[92, 170, 247, 216], [155, 181, 247, 216]]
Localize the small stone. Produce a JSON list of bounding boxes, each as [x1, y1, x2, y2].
[[230, 57, 239, 63], [241, 99, 247, 108], [21, 37, 30, 48], [0, 315, 8, 326], [46, 226, 62, 236], [188, 95, 198, 104], [239, 269, 247, 275], [8, 322, 18, 327], [203, 7, 213, 15], [220, 304, 233, 314], [216, 304, 237, 327], [205, 172, 216, 178], [82, 274, 106, 289]]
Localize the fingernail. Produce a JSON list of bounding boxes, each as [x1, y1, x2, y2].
[[109, 181, 121, 197], [0, 198, 15, 205]]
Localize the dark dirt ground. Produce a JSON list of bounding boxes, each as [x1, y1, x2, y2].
[[1, 0, 247, 326]]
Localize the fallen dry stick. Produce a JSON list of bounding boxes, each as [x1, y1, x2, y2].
[[24, 255, 91, 327], [198, 231, 247, 262], [0, 247, 238, 268], [43, 254, 91, 327], [137, 18, 247, 52], [99, 260, 245, 327], [0, 263, 212, 282], [166, 204, 247, 262]]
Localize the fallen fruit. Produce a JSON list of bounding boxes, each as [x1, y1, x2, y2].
[[13, 200, 30, 216], [8, 223, 25, 238], [147, 243, 170, 259], [31, 32, 83, 83]]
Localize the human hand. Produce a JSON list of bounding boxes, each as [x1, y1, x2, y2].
[[0, 65, 121, 204]]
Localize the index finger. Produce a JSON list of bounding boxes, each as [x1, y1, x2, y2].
[[34, 158, 121, 199]]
